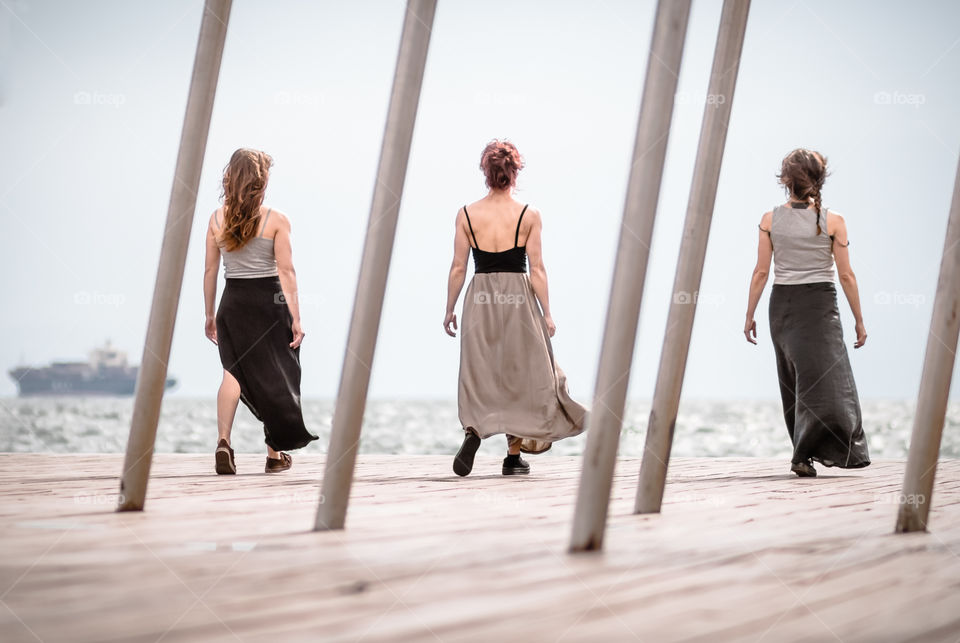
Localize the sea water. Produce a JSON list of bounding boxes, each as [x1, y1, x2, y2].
[[1, 397, 956, 460]]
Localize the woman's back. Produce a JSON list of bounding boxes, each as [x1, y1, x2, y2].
[[744, 148, 869, 477], [215, 207, 278, 279], [770, 205, 834, 285], [462, 199, 530, 252], [204, 147, 316, 473], [446, 139, 587, 473], [463, 199, 530, 274]]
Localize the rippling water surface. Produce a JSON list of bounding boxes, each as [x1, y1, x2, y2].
[[2, 397, 957, 461]]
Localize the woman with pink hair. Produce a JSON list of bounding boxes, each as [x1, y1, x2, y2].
[[444, 140, 587, 477]]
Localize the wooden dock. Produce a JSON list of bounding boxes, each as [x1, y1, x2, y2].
[[1, 453, 959, 642]]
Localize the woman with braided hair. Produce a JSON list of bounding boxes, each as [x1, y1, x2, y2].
[[744, 148, 870, 477]]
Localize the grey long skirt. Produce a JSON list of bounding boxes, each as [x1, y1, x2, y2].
[[458, 272, 587, 453], [769, 282, 870, 468]]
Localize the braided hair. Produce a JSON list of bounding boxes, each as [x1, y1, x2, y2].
[[777, 149, 829, 235]]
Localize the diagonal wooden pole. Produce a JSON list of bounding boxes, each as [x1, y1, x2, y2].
[[895, 155, 960, 533], [635, 0, 750, 515], [569, 0, 692, 552], [315, 0, 436, 531], [118, 0, 231, 511]]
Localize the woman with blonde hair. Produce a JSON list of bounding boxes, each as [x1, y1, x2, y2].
[[444, 140, 587, 476], [203, 148, 317, 474], [744, 148, 870, 477]]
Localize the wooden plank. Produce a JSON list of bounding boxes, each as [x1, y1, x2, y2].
[[0, 454, 958, 642]]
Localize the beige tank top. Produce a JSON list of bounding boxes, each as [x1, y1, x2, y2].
[[769, 205, 835, 285], [215, 208, 279, 279]]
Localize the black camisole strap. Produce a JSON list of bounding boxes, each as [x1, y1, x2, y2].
[[514, 204, 529, 248], [463, 205, 479, 249]]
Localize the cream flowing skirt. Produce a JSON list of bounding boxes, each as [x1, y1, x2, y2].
[[458, 272, 588, 453]]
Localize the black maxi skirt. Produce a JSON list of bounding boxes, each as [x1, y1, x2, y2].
[[768, 282, 870, 469], [216, 276, 318, 452]]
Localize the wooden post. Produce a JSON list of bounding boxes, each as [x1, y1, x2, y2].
[[895, 156, 960, 533], [118, 0, 231, 511], [635, 0, 750, 515], [569, 0, 691, 552], [315, 0, 436, 531]]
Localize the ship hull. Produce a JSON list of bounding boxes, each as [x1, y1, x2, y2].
[[9, 368, 176, 397]]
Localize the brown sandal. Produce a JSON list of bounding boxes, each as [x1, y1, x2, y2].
[[215, 439, 236, 475], [265, 452, 292, 473]]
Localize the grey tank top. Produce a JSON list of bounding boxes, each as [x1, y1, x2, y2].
[[216, 208, 279, 279], [769, 205, 835, 285]]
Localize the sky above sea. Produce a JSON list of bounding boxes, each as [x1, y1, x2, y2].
[[1, 0, 959, 402]]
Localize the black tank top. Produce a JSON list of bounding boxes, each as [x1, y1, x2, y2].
[[463, 204, 528, 274]]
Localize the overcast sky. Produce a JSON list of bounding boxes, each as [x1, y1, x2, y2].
[[2, 0, 959, 403]]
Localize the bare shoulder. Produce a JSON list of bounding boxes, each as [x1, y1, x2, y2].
[[827, 209, 846, 234], [759, 210, 773, 231], [453, 206, 469, 233], [208, 207, 222, 230], [523, 205, 543, 226], [267, 207, 291, 231]]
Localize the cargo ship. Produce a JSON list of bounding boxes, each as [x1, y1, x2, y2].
[[8, 342, 177, 396]]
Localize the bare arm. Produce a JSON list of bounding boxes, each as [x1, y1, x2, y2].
[[830, 213, 867, 348], [274, 212, 304, 348], [443, 209, 471, 337], [525, 208, 555, 336], [203, 212, 221, 344], [744, 211, 773, 344]]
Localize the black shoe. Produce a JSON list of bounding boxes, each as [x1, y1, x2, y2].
[[502, 454, 530, 476], [791, 460, 817, 478], [453, 431, 481, 477]]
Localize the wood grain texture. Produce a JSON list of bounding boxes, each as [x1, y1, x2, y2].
[[0, 454, 958, 642]]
